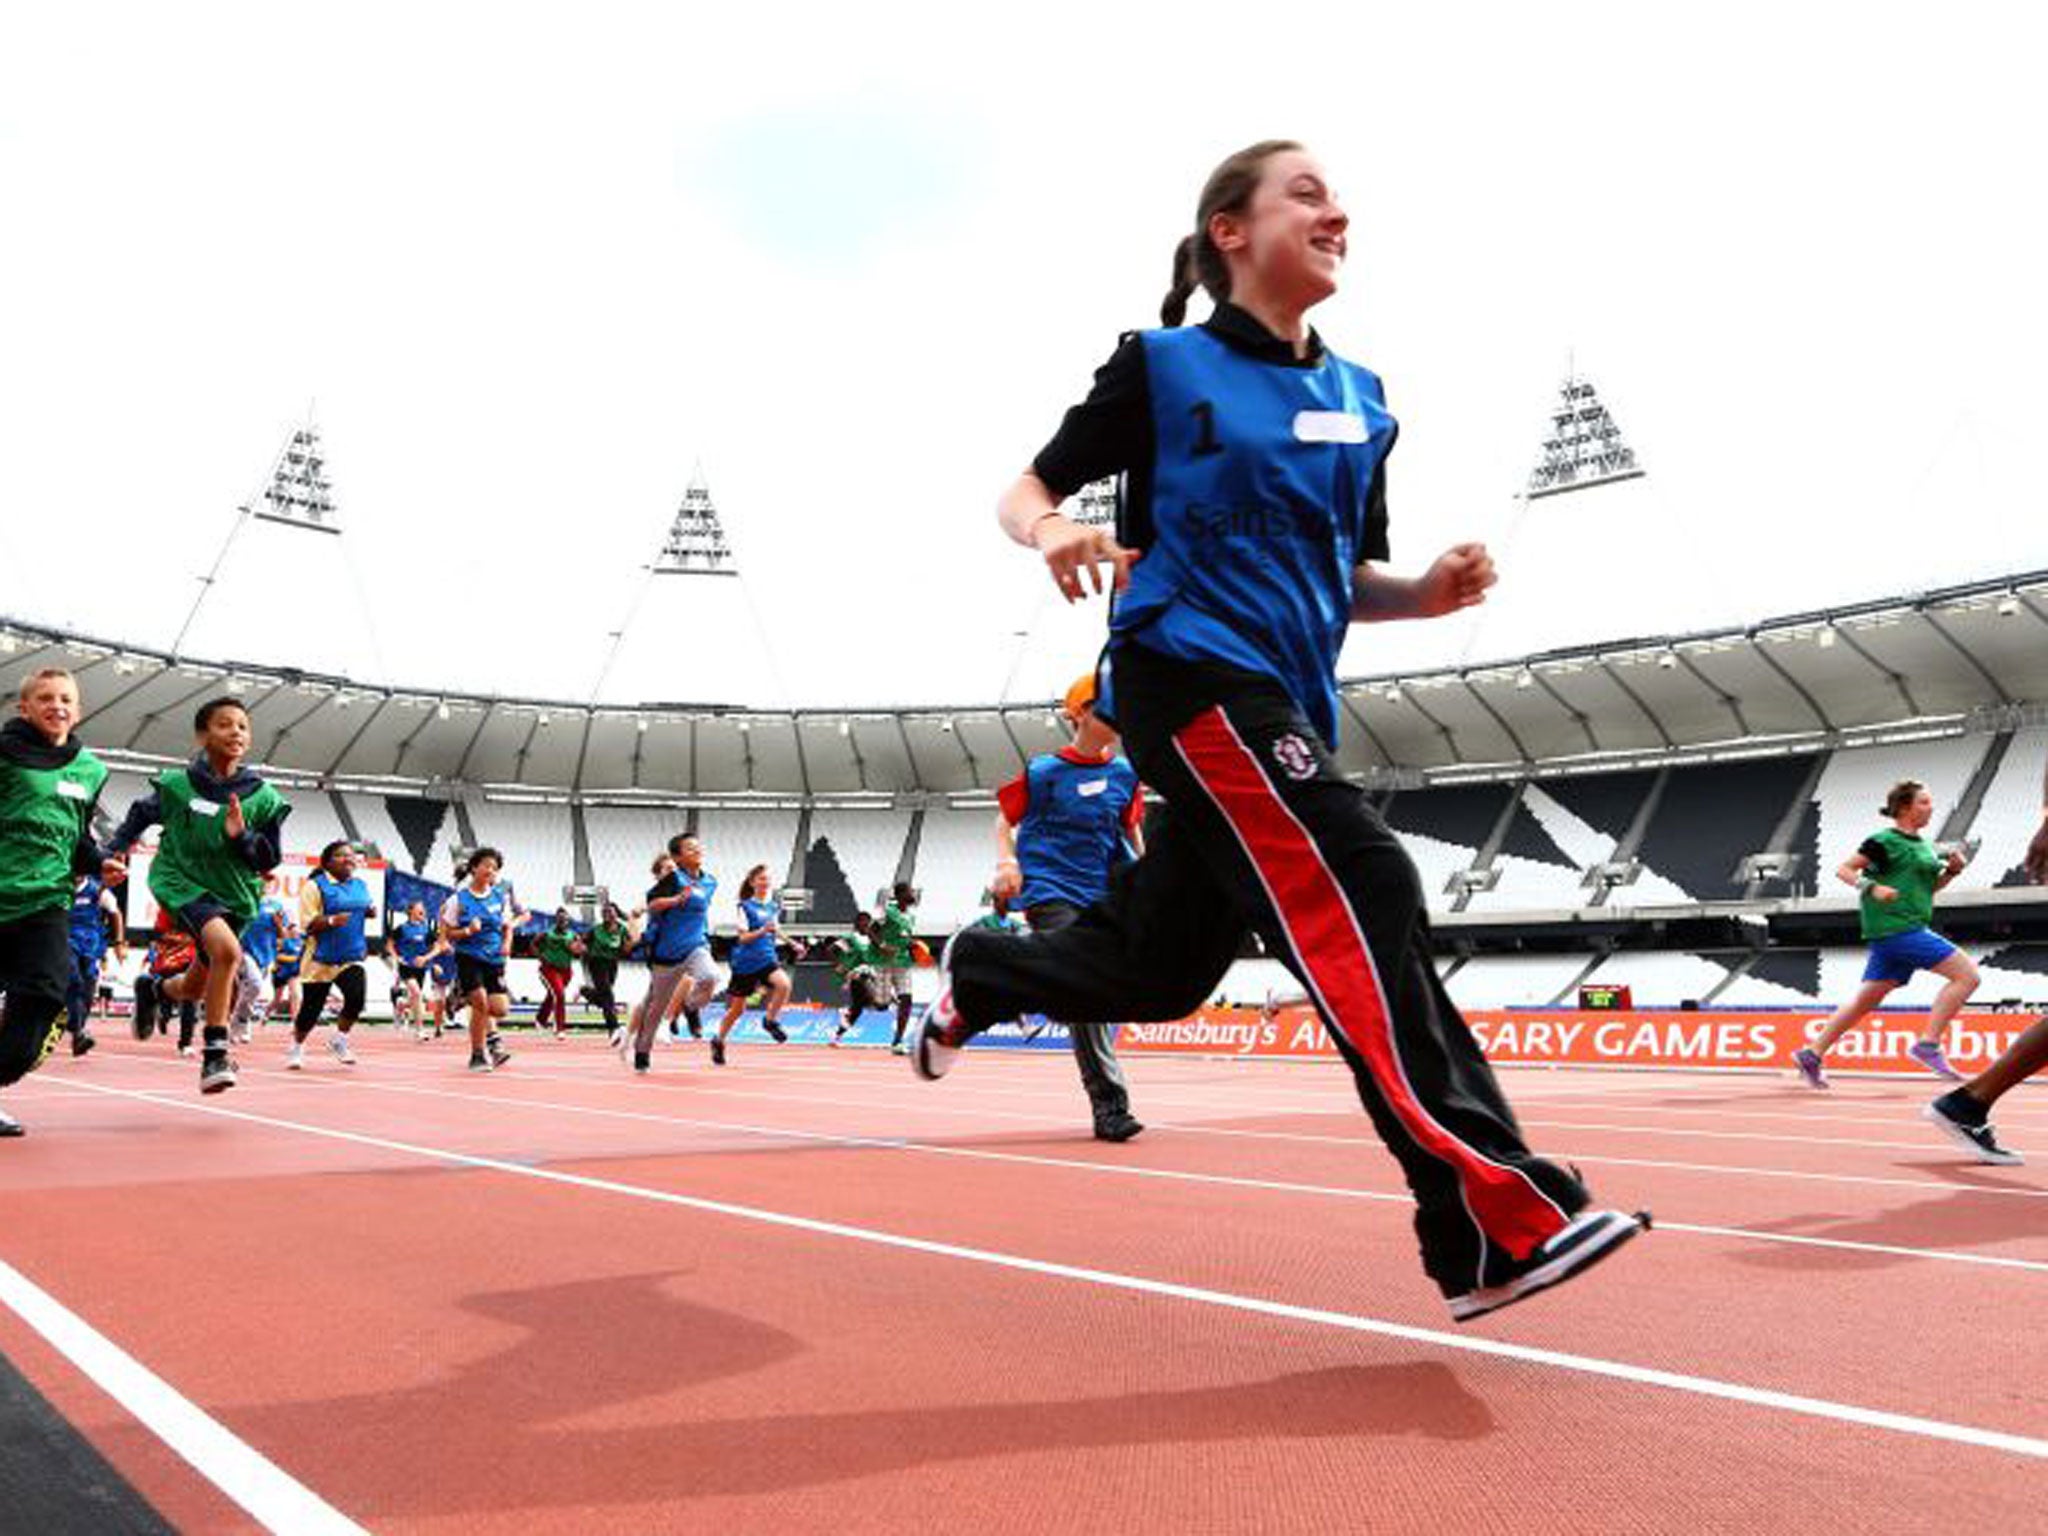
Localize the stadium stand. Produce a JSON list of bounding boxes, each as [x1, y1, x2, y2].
[[1444, 955, 1592, 1010], [1951, 727, 2048, 889], [467, 799, 578, 909], [913, 806, 999, 928], [584, 805, 688, 909], [805, 808, 912, 912]]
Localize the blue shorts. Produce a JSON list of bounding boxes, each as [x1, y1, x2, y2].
[[1863, 928, 1959, 985]]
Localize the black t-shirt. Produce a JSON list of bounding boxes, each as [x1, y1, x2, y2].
[[1029, 302, 1389, 560]]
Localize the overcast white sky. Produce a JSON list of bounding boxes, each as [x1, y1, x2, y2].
[[2, 3, 2042, 709]]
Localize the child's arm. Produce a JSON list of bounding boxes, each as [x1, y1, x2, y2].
[[228, 797, 289, 873], [100, 788, 163, 871], [1350, 546, 1496, 623]]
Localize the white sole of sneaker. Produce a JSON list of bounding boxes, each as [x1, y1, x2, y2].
[[1448, 1210, 1649, 1322], [1921, 1102, 2024, 1166]]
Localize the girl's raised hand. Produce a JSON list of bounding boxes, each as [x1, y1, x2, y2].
[[1034, 515, 1139, 605]]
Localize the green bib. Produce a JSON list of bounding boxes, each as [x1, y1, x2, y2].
[[536, 930, 578, 968], [0, 747, 106, 924], [1860, 827, 1943, 940], [146, 769, 288, 926], [584, 924, 627, 961]]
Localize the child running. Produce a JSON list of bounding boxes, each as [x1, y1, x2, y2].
[[439, 849, 516, 1072], [1922, 761, 2048, 1163], [826, 911, 884, 1047], [0, 669, 110, 1136], [992, 671, 1146, 1141], [1793, 779, 1976, 1088], [910, 139, 1646, 1320], [104, 696, 289, 1094], [290, 840, 378, 1069], [581, 903, 630, 1041], [625, 836, 718, 1073], [386, 899, 436, 1038], [873, 882, 921, 1054], [533, 908, 581, 1039], [64, 872, 126, 1058], [233, 874, 291, 1043], [710, 865, 794, 1065]]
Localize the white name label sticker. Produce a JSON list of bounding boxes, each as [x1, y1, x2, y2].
[[1077, 779, 1108, 797], [190, 799, 221, 817], [1293, 410, 1369, 444], [56, 779, 88, 800]]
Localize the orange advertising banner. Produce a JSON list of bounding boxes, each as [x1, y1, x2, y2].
[[1118, 1007, 2040, 1076]]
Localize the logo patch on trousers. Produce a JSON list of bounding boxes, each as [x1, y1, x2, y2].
[[1271, 733, 1318, 781]]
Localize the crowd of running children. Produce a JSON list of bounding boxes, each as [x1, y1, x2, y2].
[[6, 141, 2048, 1320], [0, 676, 945, 1095]]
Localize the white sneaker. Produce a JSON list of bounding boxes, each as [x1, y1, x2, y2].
[[285, 1043, 305, 1070], [330, 1036, 358, 1066]]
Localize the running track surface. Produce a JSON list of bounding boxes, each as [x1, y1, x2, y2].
[[3, 1031, 2045, 1533]]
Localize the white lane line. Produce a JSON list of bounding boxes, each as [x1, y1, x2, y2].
[[0, 1256, 366, 1534], [49, 1077, 2048, 1463], [200, 1064, 2048, 1279], [52, 1052, 2048, 1204]]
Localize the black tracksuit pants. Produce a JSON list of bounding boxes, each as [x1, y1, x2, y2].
[[948, 646, 1589, 1298], [0, 909, 70, 1088], [1025, 901, 1131, 1123]]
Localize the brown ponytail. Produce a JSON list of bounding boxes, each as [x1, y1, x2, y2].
[[1882, 780, 1926, 818], [1156, 139, 1303, 327]]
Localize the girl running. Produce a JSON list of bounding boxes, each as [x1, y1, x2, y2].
[[533, 908, 582, 1039], [1794, 780, 1977, 1088], [290, 841, 377, 1069], [710, 865, 794, 1065], [387, 899, 437, 1038], [911, 140, 1645, 1320], [439, 848, 516, 1072], [234, 874, 290, 1043]]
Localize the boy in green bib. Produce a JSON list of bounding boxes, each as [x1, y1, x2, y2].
[[104, 697, 290, 1094], [0, 669, 110, 1137]]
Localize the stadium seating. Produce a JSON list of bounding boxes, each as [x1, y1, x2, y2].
[[913, 806, 1001, 929], [1948, 727, 2048, 890], [467, 799, 577, 911], [583, 806, 688, 910]]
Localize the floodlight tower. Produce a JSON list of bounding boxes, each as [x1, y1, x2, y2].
[[1524, 374, 1644, 500], [171, 417, 343, 660]]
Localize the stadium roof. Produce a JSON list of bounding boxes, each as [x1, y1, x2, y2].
[[9, 569, 2045, 801]]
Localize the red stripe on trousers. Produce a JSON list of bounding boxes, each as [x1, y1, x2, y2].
[[1175, 709, 1564, 1260]]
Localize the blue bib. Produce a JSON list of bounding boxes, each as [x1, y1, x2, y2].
[[1110, 326, 1395, 746], [68, 879, 109, 960], [392, 917, 435, 965], [311, 872, 372, 964], [730, 896, 781, 973], [240, 898, 286, 971], [452, 885, 511, 961], [645, 870, 716, 963], [1016, 754, 1140, 910]]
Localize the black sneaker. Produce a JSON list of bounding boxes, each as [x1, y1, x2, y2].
[[198, 1051, 238, 1095], [764, 1021, 788, 1044], [71, 1030, 96, 1059], [468, 1051, 493, 1073], [710, 1037, 727, 1066], [0, 1106, 23, 1138], [132, 976, 158, 1040], [632, 1051, 650, 1075], [486, 1032, 512, 1069], [1925, 1093, 2024, 1166], [1447, 1209, 1651, 1322], [1093, 1111, 1145, 1143], [684, 1008, 703, 1040]]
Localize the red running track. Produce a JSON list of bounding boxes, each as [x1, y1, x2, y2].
[[2, 1029, 2046, 1533]]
